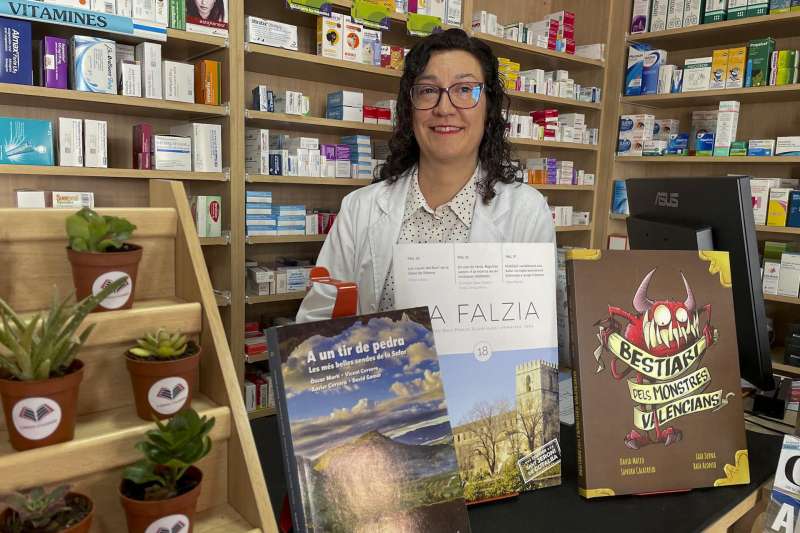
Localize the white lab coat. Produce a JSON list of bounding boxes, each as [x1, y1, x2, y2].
[[296, 167, 556, 322]]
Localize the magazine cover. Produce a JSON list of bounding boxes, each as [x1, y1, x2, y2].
[[764, 435, 800, 533], [185, 0, 229, 37], [566, 250, 749, 498], [268, 308, 471, 533], [394, 243, 561, 503]]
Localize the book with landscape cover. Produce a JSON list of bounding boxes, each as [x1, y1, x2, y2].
[[566, 250, 749, 498], [268, 307, 471, 533], [394, 243, 561, 503]]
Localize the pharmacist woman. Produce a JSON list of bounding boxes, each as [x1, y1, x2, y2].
[[297, 29, 555, 322]]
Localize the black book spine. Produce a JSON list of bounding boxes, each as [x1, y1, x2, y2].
[[267, 326, 307, 533], [566, 259, 588, 494]]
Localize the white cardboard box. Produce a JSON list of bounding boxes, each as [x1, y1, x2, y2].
[[84, 119, 108, 168], [134, 42, 162, 99], [246, 16, 299, 51], [778, 253, 800, 298], [763, 260, 781, 296], [153, 135, 191, 171], [683, 56, 712, 92], [170, 123, 223, 172], [119, 60, 141, 97], [750, 178, 772, 225], [52, 191, 94, 208], [15, 190, 47, 208], [162, 60, 194, 103], [58, 117, 83, 167], [342, 17, 363, 63]]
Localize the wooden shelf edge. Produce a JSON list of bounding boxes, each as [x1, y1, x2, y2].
[[510, 138, 599, 151], [245, 291, 307, 305], [756, 225, 800, 235], [0, 165, 228, 181], [167, 28, 228, 47], [248, 407, 277, 420], [508, 90, 603, 110], [620, 84, 800, 106], [246, 175, 372, 186], [627, 11, 800, 45], [556, 225, 591, 232], [616, 156, 800, 164], [532, 184, 595, 191], [196, 503, 261, 532], [245, 111, 393, 134], [246, 235, 327, 244], [472, 31, 605, 68], [765, 294, 800, 305], [246, 42, 402, 79], [0, 83, 228, 116]]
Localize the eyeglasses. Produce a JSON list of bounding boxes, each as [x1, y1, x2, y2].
[[410, 82, 485, 110]]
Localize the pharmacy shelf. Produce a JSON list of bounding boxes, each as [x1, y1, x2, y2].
[[508, 90, 603, 111], [245, 43, 401, 93], [609, 213, 628, 220], [245, 235, 327, 244], [532, 184, 595, 191], [765, 294, 800, 305], [621, 84, 800, 108], [246, 111, 393, 135], [245, 291, 307, 305], [510, 138, 599, 151], [247, 175, 372, 186], [248, 407, 277, 420], [163, 29, 228, 61], [616, 156, 800, 164], [771, 347, 800, 379], [756, 225, 800, 236], [627, 11, 800, 49], [0, 165, 229, 181], [0, 84, 228, 119], [327, 0, 461, 30], [200, 235, 230, 246], [473, 32, 605, 69], [556, 225, 592, 232]]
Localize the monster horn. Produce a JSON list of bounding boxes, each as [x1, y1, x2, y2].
[[681, 272, 695, 312], [633, 268, 657, 314]]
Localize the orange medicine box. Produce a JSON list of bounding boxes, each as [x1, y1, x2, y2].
[[194, 59, 221, 105]]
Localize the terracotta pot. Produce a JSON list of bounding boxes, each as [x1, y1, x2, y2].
[[66, 245, 143, 312], [0, 492, 94, 533], [0, 361, 84, 451], [125, 345, 201, 421], [120, 466, 203, 533]]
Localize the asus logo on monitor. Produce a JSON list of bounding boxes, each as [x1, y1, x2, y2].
[[655, 192, 679, 208]]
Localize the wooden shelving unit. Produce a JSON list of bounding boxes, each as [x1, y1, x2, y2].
[[0, 165, 229, 181], [245, 291, 307, 305], [0, 184, 276, 531], [508, 138, 600, 151], [245, 111, 394, 135], [246, 175, 372, 186], [473, 31, 605, 69], [245, 235, 327, 244], [605, 3, 800, 394]]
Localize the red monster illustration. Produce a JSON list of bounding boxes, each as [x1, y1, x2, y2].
[[597, 268, 717, 449]]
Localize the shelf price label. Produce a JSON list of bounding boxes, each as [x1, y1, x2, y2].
[[351, 0, 392, 30], [286, 0, 332, 16], [407, 13, 442, 37], [1, 0, 166, 41]]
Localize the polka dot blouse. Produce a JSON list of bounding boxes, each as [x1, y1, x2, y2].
[[378, 166, 479, 311]]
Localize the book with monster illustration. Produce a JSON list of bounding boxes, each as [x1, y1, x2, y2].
[[566, 250, 749, 498], [268, 307, 470, 533]]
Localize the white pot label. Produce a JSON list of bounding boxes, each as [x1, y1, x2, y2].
[[147, 377, 189, 415], [11, 397, 62, 440], [91, 271, 132, 310], [145, 514, 190, 533]]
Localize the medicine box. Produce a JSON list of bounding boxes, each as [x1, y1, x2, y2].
[[726, 47, 746, 88], [327, 90, 364, 108], [727, 0, 748, 18], [683, 0, 705, 25], [362, 28, 381, 65], [748, 139, 775, 156], [170, 123, 223, 172], [768, 188, 791, 226], [625, 43, 651, 96], [713, 100, 740, 156], [650, 0, 670, 31], [747, 37, 775, 87], [153, 135, 192, 171], [317, 13, 344, 59], [342, 17, 363, 63], [191, 195, 222, 238], [666, 0, 686, 29], [135, 41, 162, 99], [776, 136, 800, 156], [58, 117, 83, 167], [163, 60, 194, 103], [642, 49, 667, 95], [15, 190, 46, 208], [709, 49, 729, 90], [630, 0, 652, 33], [41, 35, 68, 89], [119, 60, 142, 97], [246, 17, 299, 51], [747, 0, 769, 16], [788, 190, 800, 228], [683, 56, 713, 92], [195, 59, 221, 105], [750, 179, 772, 225], [704, 0, 728, 23], [52, 191, 94, 209], [777, 253, 800, 298], [0, 18, 32, 85], [245, 128, 270, 175], [327, 105, 363, 122], [71, 35, 116, 94], [84, 119, 108, 168]]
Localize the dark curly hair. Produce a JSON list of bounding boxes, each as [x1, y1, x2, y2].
[[374, 28, 514, 204]]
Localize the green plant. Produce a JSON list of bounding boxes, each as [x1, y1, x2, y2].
[[66, 207, 137, 253], [1, 484, 87, 532], [0, 279, 127, 381], [129, 328, 189, 359], [123, 409, 215, 501]]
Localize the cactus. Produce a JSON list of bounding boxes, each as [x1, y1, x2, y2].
[[0, 279, 127, 381], [66, 207, 137, 253], [129, 328, 190, 359]]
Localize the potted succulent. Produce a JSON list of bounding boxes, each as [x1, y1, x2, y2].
[[120, 409, 215, 533], [0, 280, 126, 451], [65, 207, 141, 312], [0, 485, 93, 533], [126, 329, 201, 421]]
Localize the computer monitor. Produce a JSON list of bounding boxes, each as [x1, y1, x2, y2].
[[626, 176, 774, 390]]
